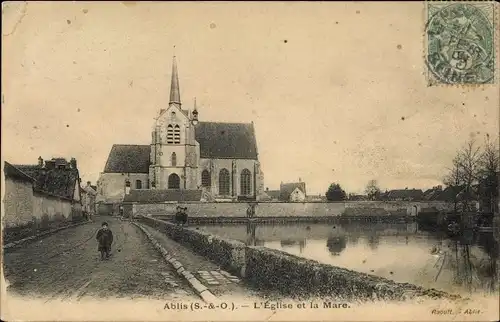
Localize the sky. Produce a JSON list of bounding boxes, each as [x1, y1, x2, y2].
[[2, 1, 498, 195]]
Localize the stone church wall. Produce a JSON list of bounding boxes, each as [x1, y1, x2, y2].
[[199, 158, 260, 197]]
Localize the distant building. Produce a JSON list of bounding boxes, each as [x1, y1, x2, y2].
[[381, 188, 424, 201], [423, 185, 443, 201], [81, 181, 97, 219], [279, 180, 307, 202], [263, 188, 280, 201], [305, 194, 327, 202]]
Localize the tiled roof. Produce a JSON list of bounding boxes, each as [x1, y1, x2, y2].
[[279, 182, 306, 201], [195, 122, 258, 159], [103, 122, 259, 173], [4, 162, 35, 182], [103, 145, 151, 173], [386, 189, 424, 200], [265, 190, 281, 199], [123, 189, 202, 203], [12, 163, 80, 200]]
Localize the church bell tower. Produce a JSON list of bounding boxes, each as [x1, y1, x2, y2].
[[149, 54, 200, 190]]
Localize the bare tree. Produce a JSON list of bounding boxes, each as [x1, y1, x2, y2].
[[443, 156, 463, 213], [445, 138, 482, 214], [364, 179, 381, 200], [478, 135, 499, 213]]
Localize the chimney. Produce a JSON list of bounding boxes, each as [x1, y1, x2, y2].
[[38, 156, 43, 167], [299, 177, 301, 182], [70, 158, 77, 170], [87, 181, 91, 187], [266, 187, 269, 191]]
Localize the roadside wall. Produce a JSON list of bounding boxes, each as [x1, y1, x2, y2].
[[137, 216, 456, 301], [3, 177, 83, 243], [133, 201, 453, 218]]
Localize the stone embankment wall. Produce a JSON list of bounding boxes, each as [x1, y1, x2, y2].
[[132, 201, 453, 218], [138, 216, 458, 301]]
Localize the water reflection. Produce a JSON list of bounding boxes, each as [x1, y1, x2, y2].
[[326, 236, 346, 255], [194, 221, 499, 295]]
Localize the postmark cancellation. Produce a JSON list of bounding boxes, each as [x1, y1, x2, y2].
[[425, 1, 498, 86]]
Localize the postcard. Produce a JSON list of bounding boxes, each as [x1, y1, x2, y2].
[[2, 1, 499, 321]]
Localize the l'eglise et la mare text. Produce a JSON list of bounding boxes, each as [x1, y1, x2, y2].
[[253, 301, 350, 310]]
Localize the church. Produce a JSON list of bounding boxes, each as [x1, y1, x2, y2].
[[96, 56, 265, 204]]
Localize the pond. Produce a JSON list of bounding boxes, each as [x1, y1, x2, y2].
[[193, 222, 499, 296]]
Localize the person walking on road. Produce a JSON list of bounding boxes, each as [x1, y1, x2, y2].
[[96, 222, 114, 260]]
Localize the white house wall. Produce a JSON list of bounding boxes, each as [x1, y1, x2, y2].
[[97, 172, 149, 203]]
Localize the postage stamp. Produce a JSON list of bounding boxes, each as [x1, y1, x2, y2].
[[425, 2, 497, 86]]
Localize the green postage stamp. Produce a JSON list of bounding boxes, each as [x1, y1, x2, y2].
[[425, 1, 497, 85]]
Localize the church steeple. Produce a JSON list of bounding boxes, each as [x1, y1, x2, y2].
[[169, 55, 181, 107]]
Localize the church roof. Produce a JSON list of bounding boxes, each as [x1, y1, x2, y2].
[[103, 144, 151, 173], [195, 122, 258, 159], [103, 122, 258, 173], [123, 189, 202, 203]]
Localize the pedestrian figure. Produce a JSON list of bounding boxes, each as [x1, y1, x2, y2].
[[174, 206, 182, 225], [181, 207, 188, 226], [247, 202, 256, 218], [96, 222, 114, 260]]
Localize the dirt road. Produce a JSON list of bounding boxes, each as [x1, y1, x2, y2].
[[3, 217, 198, 301]]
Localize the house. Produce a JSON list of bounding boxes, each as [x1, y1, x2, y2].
[[423, 185, 443, 201], [383, 188, 424, 201], [3, 157, 84, 242], [306, 194, 327, 202], [263, 188, 280, 201], [279, 180, 307, 202], [3, 162, 36, 229], [97, 55, 264, 207], [81, 181, 97, 219]]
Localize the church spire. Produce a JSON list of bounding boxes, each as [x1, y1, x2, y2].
[[169, 54, 181, 106]]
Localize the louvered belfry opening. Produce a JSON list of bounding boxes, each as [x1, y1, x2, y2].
[[167, 125, 174, 144], [174, 125, 180, 144]]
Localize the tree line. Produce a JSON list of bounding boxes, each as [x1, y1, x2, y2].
[[324, 135, 499, 208]]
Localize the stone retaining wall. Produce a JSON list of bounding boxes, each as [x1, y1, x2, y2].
[[133, 201, 453, 218], [137, 216, 459, 301], [140, 215, 246, 276]]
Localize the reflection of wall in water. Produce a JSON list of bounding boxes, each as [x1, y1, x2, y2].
[[194, 222, 423, 244], [280, 239, 307, 253]]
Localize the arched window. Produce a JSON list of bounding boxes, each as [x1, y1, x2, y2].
[[136, 180, 142, 189], [171, 152, 177, 166], [240, 169, 251, 195], [201, 170, 211, 187], [168, 173, 180, 189], [219, 169, 230, 195], [167, 125, 174, 144], [174, 125, 181, 144]]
